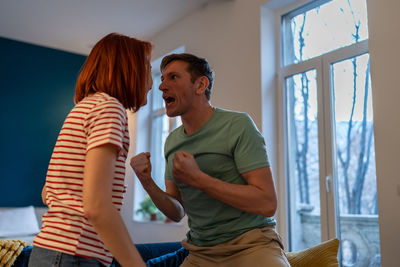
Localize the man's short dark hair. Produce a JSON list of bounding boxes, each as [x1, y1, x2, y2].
[[160, 53, 214, 100]]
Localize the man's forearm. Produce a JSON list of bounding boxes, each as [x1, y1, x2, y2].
[[143, 180, 185, 222], [194, 171, 277, 217], [172, 151, 277, 217]]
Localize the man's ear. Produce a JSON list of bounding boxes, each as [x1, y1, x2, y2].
[[194, 76, 209, 95]]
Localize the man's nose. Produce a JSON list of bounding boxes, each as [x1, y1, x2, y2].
[[159, 80, 166, 91]]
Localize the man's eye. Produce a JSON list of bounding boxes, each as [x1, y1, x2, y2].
[[171, 75, 177, 79]]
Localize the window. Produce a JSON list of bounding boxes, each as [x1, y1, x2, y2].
[[133, 47, 183, 222], [148, 72, 182, 192], [278, 1, 380, 266]]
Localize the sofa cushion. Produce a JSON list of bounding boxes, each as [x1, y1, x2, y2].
[[286, 238, 339, 267], [0, 206, 40, 238]]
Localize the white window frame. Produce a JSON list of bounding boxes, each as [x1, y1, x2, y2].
[[275, 0, 371, 246], [133, 46, 184, 222]]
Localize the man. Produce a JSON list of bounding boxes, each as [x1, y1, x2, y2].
[[131, 53, 290, 266]]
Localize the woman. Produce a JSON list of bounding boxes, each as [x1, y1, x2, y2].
[[29, 33, 152, 267]]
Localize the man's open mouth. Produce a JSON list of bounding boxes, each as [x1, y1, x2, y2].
[[164, 96, 175, 104]]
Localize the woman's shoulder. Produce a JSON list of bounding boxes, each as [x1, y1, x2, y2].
[[86, 92, 125, 112], [77, 93, 126, 124]]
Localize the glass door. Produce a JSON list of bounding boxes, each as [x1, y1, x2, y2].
[[330, 52, 380, 267], [279, 1, 380, 265], [285, 68, 322, 250]]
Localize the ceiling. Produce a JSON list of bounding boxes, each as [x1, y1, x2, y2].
[[0, 0, 216, 55]]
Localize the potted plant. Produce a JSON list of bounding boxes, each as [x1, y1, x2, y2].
[[136, 195, 159, 221]]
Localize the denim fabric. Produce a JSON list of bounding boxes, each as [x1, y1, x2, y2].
[[28, 246, 105, 267]]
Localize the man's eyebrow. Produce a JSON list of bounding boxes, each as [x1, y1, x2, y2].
[[162, 71, 179, 79]]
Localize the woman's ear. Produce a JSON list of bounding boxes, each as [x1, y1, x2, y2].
[[195, 76, 210, 95]]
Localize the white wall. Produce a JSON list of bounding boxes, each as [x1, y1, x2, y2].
[[367, 0, 400, 266], [121, 0, 400, 265], [151, 0, 265, 127]]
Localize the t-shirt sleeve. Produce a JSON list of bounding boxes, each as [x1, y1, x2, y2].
[[165, 159, 173, 180], [84, 100, 127, 152], [232, 113, 270, 173], [164, 137, 174, 181]]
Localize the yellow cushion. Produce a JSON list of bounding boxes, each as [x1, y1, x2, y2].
[[0, 239, 30, 267], [286, 238, 339, 267]]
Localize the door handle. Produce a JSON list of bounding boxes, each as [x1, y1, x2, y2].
[[326, 175, 331, 193]]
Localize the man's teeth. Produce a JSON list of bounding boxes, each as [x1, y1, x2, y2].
[[165, 97, 175, 103]]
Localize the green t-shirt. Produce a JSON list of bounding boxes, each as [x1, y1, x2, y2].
[[164, 108, 276, 246]]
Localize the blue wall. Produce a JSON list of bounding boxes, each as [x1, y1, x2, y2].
[[0, 37, 86, 207]]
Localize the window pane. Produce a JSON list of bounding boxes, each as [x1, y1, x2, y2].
[[282, 0, 368, 65], [150, 114, 170, 190], [285, 69, 321, 251], [331, 53, 381, 266], [151, 72, 164, 111]]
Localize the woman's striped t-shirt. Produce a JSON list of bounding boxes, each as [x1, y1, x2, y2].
[[33, 92, 130, 266]]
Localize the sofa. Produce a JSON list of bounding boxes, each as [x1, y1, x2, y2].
[[0, 207, 340, 266], [5, 238, 339, 267]]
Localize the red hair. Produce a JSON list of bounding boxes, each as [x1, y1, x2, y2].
[[74, 33, 152, 112]]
